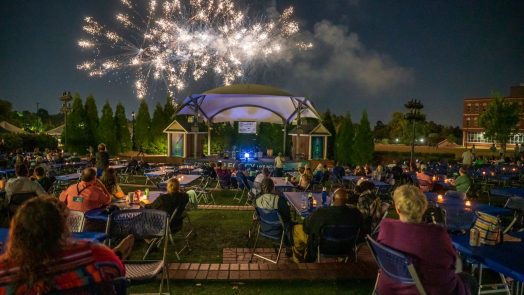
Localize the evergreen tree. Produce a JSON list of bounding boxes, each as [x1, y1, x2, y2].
[[97, 102, 116, 155], [114, 103, 131, 153], [335, 113, 354, 165], [135, 100, 151, 151], [163, 96, 175, 124], [322, 110, 336, 159], [63, 94, 87, 154], [84, 95, 99, 149], [353, 110, 374, 165], [150, 103, 167, 153]]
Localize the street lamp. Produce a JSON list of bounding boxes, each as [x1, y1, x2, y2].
[[131, 111, 136, 150], [404, 99, 425, 167], [59, 91, 73, 152]]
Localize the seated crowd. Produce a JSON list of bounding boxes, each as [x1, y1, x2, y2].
[[0, 150, 507, 294]]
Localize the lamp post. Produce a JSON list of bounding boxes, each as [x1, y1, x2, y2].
[[131, 111, 136, 150], [59, 91, 73, 152], [404, 99, 425, 168]]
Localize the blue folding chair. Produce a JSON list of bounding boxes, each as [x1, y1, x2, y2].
[[317, 224, 360, 263], [249, 207, 285, 264], [445, 190, 467, 200], [366, 235, 427, 295]]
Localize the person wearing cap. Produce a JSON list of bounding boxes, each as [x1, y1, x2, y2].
[[292, 188, 363, 263]]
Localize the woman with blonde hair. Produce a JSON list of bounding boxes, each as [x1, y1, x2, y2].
[[376, 185, 476, 295]]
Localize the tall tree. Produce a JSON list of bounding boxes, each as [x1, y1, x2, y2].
[[163, 96, 175, 124], [150, 103, 167, 153], [335, 113, 354, 165], [479, 94, 520, 154], [63, 94, 87, 154], [353, 111, 374, 165], [135, 100, 151, 151], [322, 110, 336, 160], [84, 95, 99, 148], [97, 102, 116, 154], [114, 103, 131, 153]]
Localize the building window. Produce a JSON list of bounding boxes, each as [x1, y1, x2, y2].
[[467, 104, 471, 113], [467, 132, 524, 144]]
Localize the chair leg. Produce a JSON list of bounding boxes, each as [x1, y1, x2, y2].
[[249, 226, 260, 263]]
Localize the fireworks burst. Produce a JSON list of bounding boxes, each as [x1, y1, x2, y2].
[[77, 0, 311, 99]]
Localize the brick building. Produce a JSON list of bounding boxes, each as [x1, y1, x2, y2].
[[463, 85, 524, 147]]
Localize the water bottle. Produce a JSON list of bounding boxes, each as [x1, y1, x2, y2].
[[144, 188, 149, 199], [321, 187, 327, 206], [301, 193, 307, 210], [308, 192, 314, 212]]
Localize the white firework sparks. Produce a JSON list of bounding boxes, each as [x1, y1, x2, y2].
[[77, 0, 307, 99]]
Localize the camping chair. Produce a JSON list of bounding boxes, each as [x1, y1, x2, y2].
[[317, 224, 360, 263], [366, 235, 427, 295], [192, 176, 215, 204], [105, 209, 170, 294], [249, 207, 285, 264], [245, 180, 257, 205], [7, 192, 38, 220], [233, 174, 249, 203], [67, 210, 86, 232]]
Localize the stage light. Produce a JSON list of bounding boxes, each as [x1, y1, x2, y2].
[[244, 152, 250, 159]]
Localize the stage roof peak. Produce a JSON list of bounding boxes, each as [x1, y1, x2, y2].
[[203, 84, 293, 97]]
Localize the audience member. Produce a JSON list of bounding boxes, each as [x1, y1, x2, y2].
[[255, 178, 292, 227], [416, 164, 433, 192], [100, 168, 125, 201], [299, 167, 312, 190], [33, 166, 53, 192], [274, 152, 284, 177], [0, 197, 131, 293], [95, 143, 110, 177], [142, 178, 189, 233], [376, 185, 477, 295], [452, 167, 472, 193], [332, 162, 345, 179], [59, 168, 111, 212], [5, 163, 48, 206], [254, 167, 270, 184], [292, 188, 363, 263], [355, 179, 382, 235]]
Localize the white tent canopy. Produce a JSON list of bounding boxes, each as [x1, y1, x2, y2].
[[176, 84, 322, 124]]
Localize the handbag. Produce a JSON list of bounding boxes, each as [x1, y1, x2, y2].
[[473, 211, 502, 245]]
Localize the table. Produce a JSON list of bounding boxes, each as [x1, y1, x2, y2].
[[157, 174, 201, 189], [490, 187, 524, 199], [283, 192, 330, 218], [425, 192, 512, 231], [109, 165, 127, 170], [342, 175, 391, 188], [0, 168, 15, 179], [452, 231, 524, 283], [56, 173, 81, 182], [270, 177, 295, 191], [144, 170, 173, 185]]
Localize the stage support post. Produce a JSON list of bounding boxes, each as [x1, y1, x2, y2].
[[207, 124, 212, 156], [282, 124, 287, 157]]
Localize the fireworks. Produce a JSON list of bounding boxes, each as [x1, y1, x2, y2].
[[77, 0, 310, 99]]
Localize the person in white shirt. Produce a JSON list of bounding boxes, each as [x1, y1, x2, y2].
[[5, 163, 48, 205], [461, 149, 473, 168]]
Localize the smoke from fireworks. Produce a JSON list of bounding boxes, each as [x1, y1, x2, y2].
[[77, 0, 311, 99]]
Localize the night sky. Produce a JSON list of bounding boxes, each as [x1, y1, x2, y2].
[[1, 0, 523, 126]]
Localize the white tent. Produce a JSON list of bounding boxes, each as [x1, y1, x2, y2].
[[0, 121, 25, 134], [168, 84, 323, 158]]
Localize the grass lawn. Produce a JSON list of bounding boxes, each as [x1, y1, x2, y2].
[[128, 280, 374, 294]]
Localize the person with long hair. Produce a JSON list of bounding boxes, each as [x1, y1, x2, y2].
[[0, 197, 130, 294], [100, 168, 125, 201]]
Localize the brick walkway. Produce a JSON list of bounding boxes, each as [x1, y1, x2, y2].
[[168, 246, 377, 281]]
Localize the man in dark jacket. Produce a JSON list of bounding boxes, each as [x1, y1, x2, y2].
[[292, 188, 363, 262]]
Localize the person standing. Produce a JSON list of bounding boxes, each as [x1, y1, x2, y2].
[[274, 152, 284, 177], [461, 148, 473, 168], [95, 143, 110, 177]]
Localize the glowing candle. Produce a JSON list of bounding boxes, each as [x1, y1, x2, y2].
[[465, 200, 471, 207], [437, 194, 443, 202], [432, 176, 437, 181], [482, 171, 486, 176], [313, 199, 318, 207]]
